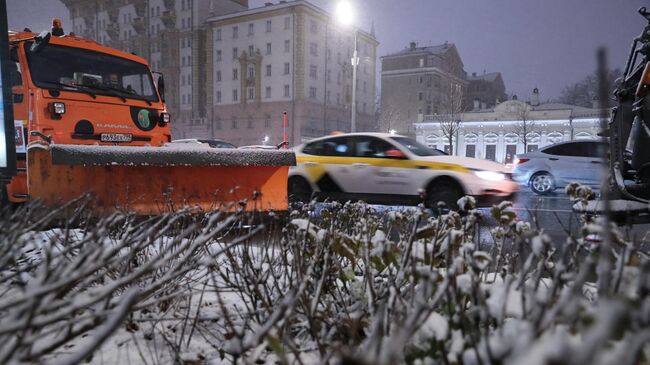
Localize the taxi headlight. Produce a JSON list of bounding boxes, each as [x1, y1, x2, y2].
[[473, 170, 505, 181]]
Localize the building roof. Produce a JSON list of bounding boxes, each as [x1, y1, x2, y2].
[[206, 0, 377, 41], [468, 72, 501, 83], [382, 42, 456, 58]]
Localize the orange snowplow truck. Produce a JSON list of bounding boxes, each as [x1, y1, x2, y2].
[[3, 24, 294, 215]]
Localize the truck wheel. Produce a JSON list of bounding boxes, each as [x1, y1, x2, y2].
[[426, 178, 463, 213], [530, 172, 555, 195], [288, 177, 313, 204]]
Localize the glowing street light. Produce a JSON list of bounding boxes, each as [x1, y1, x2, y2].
[[335, 1, 359, 133], [335, 1, 355, 27], [389, 129, 397, 135], [263, 135, 269, 145]]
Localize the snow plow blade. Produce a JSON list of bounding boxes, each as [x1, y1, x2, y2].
[[27, 144, 296, 215]]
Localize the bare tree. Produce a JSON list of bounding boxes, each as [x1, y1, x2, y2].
[[434, 81, 465, 155], [379, 103, 402, 134], [511, 104, 536, 152]]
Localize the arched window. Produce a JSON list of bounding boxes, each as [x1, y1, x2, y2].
[[425, 134, 439, 149], [547, 132, 564, 144], [575, 132, 593, 140]]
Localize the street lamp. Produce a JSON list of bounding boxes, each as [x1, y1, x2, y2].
[[335, 1, 359, 133], [263, 135, 269, 146]]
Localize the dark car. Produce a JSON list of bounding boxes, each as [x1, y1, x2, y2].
[[169, 138, 237, 149]]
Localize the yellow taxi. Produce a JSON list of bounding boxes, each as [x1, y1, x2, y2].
[[288, 133, 518, 210]]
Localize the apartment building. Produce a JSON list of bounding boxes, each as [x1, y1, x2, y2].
[[380, 42, 468, 137], [61, 0, 249, 138], [205, 1, 379, 146]]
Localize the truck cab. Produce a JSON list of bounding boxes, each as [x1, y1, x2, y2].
[[5, 30, 169, 204]]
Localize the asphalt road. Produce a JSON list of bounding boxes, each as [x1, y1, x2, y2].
[[510, 187, 650, 246]]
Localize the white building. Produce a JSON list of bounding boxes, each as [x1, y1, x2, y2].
[[415, 98, 604, 164], [203, 0, 379, 146]]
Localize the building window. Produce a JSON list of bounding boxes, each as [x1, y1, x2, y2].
[[216, 70, 222, 82], [419, 58, 424, 67], [248, 45, 254, 55], [363, 81, 367, 93], [284, 40, 290, 53], [216, 49, 222, 62], [418, 92, 423, 101], [233, 47, 238, 59], [266, 64, 272, 77], [309, 65, 317, 79], [485, 145, 497, 161], [284, 84, 290, 97], [310, 20, 318, 34], [233, 26, 238, 38], [284, 62, 290, 75], [232, 116, 238, 129], [284, 17, 291, 30], [247, 116, 254, 128], [215, 116, 222, 129], [363, 102, 366, 113], [327, 48, 332, 61], [247, 87, 255, 100], [216, 28, 221, 41], [248, 66, 255, 79], [309, 42, 318, 56], [233, 89, 238, 102], [327, 90, 331, 104], [327, 70, 331, 82], [309, 87, 317, 99], [265, 114, 271, 128], [266, 20, 272, 33], [216, 91, 222, 103], [266, 42, 272, 55], [265, 86, 271, 98], [248, 23, 254, 36], [465, 144, 476, 158], [233, 69, 238, 80]]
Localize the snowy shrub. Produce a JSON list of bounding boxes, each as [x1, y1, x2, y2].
[[0, 196, 648, 364]]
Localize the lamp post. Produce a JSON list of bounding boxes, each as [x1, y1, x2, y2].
[[335, 1, 358, 132]]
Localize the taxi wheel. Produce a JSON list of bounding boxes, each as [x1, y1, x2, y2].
[[426, 179, 463, 212], [288, 177, 313, 204]]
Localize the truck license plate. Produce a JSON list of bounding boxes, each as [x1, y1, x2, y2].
[[101, 133, 132, 142]]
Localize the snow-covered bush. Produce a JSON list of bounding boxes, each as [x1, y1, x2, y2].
[[0, 196, 648, 364]]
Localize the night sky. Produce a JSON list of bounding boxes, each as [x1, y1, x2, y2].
[[7, 0, 646, 101]]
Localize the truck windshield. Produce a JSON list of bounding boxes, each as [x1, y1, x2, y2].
[[26, 43, 159, 103]]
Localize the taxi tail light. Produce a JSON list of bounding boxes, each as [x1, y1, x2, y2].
[[514, 157, 529, 165]]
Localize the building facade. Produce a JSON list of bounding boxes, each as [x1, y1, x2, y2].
[[62, 0, 249, 139], [464, 71, 507, 111], [415, 98, 604, 164], [380, 42, 468, 137], [203, 1, 378, 146]]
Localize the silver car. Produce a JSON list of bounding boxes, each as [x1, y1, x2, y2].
[[513, 140, 607, 195]]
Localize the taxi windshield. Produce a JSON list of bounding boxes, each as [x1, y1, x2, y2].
[[390, 137, 445, 157], [26, 43, 158, 102]]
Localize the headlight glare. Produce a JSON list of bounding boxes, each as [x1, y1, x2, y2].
[[473, 170, 505, 181]]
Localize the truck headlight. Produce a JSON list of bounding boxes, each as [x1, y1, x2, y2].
[[159, 112, 171, 125], [473, 170, 505, 181], [48, 102, 65, 119]]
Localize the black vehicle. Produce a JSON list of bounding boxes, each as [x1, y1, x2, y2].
[[596, 6, 650, 222]]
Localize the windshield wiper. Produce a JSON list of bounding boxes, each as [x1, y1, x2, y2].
[[38, 81, 97, 99], [77, 83, 127, 103], [79, 84, 153, 106]]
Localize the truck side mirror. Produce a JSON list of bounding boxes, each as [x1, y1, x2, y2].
[[30, 31, 51, 53], [156, 73, 165, 102]]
